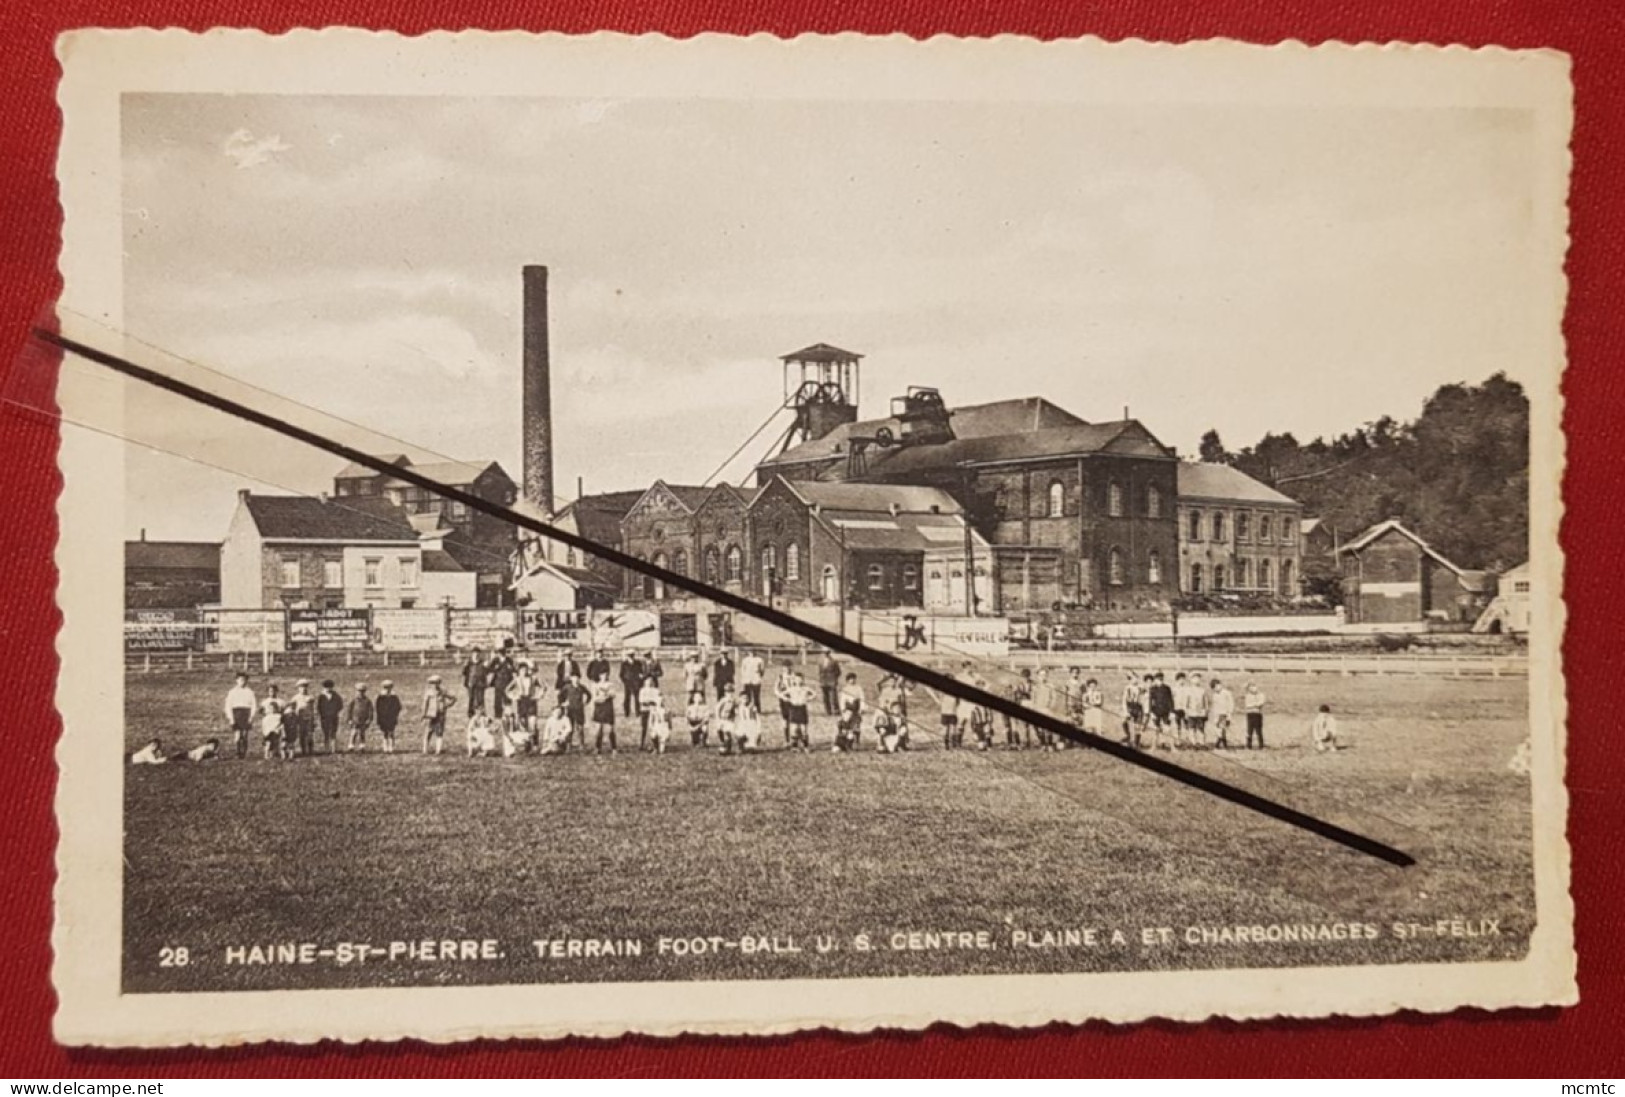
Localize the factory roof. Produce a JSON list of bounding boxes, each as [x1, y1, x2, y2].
[[760, 396, 1088, 470], [332, 454, 512, 488], [818, 509, 988, 555], [1177, 462, 1300, 506], [780, 343, 863, 363], [241, 494, 419, 542], [124, 540, 221, 571], [778, 480, 964, 515]]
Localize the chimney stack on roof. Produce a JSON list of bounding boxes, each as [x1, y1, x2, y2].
[[522, 265, 555, 516]]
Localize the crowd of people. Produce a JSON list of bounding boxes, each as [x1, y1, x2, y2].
[[130, 646, 1343, 764]]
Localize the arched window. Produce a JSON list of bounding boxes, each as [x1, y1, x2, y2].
[[704, 546, 720, 583], [1259, 515, 1273, 541], [1108, 482, 1124, 517], [1213, 564, 1227, 590], [761, 545, 777, 587], [1148, 550, 1163, 585], [724, 545, 742, 583], [1188, 509, 1203, 541], [820, 564, 839, 602], [1147, 484, 1163, 518], [1238, 558, 1252, 588], [1281, 558, 1295, 595], [1212, 512, 1227, 541], [1237, 512, 1251, 541], [866, 563, 885, 591], [902, 563, 919, 591], [784, 542, 800, 581], [671, 549, 688, 577], [1047, 480, 1065, 518], [1108, 546, 1126, 586], [1258, 558, 1272, 591], [1190, 563, 1204, 593], [650, 552, 668, 600]]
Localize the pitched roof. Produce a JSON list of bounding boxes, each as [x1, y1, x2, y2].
[[1301, 517, 1324, 536], [559, 490, 645, 548], [400, 459, 510, 488], [760, 396, 1087, 470], [1339, 519, 1473, 577], [335, 454, 411, 479], [782, 480, 963, 515], [125, 540, 220, 570], [780, 343, 863, 363], [820, 510, 989, 554], [242, 494, 419, 542], [1177, 462, 1300, 506], [422, 549, 465, 573]]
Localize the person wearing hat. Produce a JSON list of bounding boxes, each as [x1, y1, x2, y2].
[[346, 682, 375, 752], [289, 679, 316, 757], [315, 679, 344, 754], [375, 680, 402, 754], [422, 674, 454, 755]]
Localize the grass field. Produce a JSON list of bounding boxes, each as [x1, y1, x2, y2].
[[121, 656, 1534, 993]]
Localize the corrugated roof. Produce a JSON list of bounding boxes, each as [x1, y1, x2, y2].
[[244, 494, 418, 542], [760, 396, 1088, 469], [823, 511, 989, 554], [125, 540, 220, 570], [1177, 462, 1300, 506], [787, 481, 963, 515]]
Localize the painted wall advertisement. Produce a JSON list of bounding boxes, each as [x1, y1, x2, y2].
[[371, 608, 450, 651], [448, 608, 519, 650], [201, 609, 289, 653], [886, 614, 1011, 658], [520, 609, 660, 650], [124, 609, 198, 652]]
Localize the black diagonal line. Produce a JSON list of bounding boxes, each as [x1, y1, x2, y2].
[[36, 326, 1414, 867]]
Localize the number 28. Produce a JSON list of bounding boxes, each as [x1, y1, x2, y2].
[[158, 946, 190, 967]]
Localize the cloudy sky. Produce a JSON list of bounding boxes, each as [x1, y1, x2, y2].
[[121, 94, 1541, 540]]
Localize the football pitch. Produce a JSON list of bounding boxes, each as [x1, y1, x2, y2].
[[120, 658, 1534, 993]]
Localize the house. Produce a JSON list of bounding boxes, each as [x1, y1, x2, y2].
[[124, 534, 220, 609], [1338, 519, 1494, 625], [754, 394, 1180, 610], [1473, 561, 1532, 635], [219, 489, 476, 610], [1176, 463, 1304, 598], [332, 455, 519, 606], [513, 489, 645, 602]]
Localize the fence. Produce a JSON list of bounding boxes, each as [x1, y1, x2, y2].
[[1004, 648, 1527, 679]]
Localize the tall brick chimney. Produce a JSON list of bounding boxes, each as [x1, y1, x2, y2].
[[521, 265, 554, 514]]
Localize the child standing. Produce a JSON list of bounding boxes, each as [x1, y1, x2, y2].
[[1210, 679, 1235, 749], [375, 680, 402, 753], [422, 675, 452, 755], [637, 675, 663, 751], [1242, 682, 1268, 749], [590, 675, 618, 754], [259, 685, 286, 760], [223, 672, 256, 759], [346, 683, 374, 752]]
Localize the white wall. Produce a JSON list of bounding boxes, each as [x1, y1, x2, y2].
[[341, 544, 423, 608], [420, 568, 477, 608], [218, 497, 264, 608]]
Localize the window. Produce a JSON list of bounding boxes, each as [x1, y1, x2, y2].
[[704, 546, 721, 583], [784, 542, 800, 581], [1188, 510, 1203, 541], [651, 552, 668, 600], [1212, 512, 1227, 541], [1190, 563, 1204, 593], [761, 545, 777, 586], [1284, 520, 1296, 545], [725, 545, 742, 582], [1280, 559, 1294, 595], [280, 556, 301, 588], [866, 563, 885, 591], [1108, 546, 1125, 586], [1237, 512, 1251, 541], [400, 557, 419, 588], [364, 558, 382, 588], [651, 524, 664, 542], [1148, 550, 1163, 585], [1258, 558, 1272, 591], [1513, 580, 1530, 594], [1213, 565, 1227, 590], [1108, 482, 1124, 517], [566, 546, 577, 567], [448, 501, 468, 522], [1238, 558, 1252, 588], [1047, 480, 1065, 518], [672, 549, 688, 577], [323, 559, 342, 589], [1147, 484, 1163, 518], [1259, 515, 1273, 541], [902, 563, 919, 591], [401, 598, 416, 609]]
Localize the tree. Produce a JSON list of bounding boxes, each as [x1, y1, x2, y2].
[[1198, 429, 1229, 464]]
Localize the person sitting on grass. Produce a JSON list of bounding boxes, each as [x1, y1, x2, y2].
[[685, 690, 710, 748], [541, 703, 574, 756], [131, 738, 166, 765], [1310, 704, 1340, 753], [466, 712, 500, 758], [713, 684, 739, 755], [732, 699, 762, 754], [834, 673, 865, 753], [874, 704, 904, 754]]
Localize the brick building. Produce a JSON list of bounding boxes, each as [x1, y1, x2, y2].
[[754, 394, 1179, 611], [618, 481, 717, 601], [334, 455, 519, 606], [220, 490, 475, 610], [124, 535, 220, 610], [692, 483, 759, 597], [1339, 519, 1493, 625], [1176, 462, 1304, 598]]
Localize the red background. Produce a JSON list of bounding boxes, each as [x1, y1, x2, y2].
[[0, 0, 1619, 1078]]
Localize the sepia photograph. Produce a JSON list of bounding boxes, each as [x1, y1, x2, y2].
[[49, 30, 1572, 1044]]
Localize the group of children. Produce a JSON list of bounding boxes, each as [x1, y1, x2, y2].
[[137, 649, 1345, 766]]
